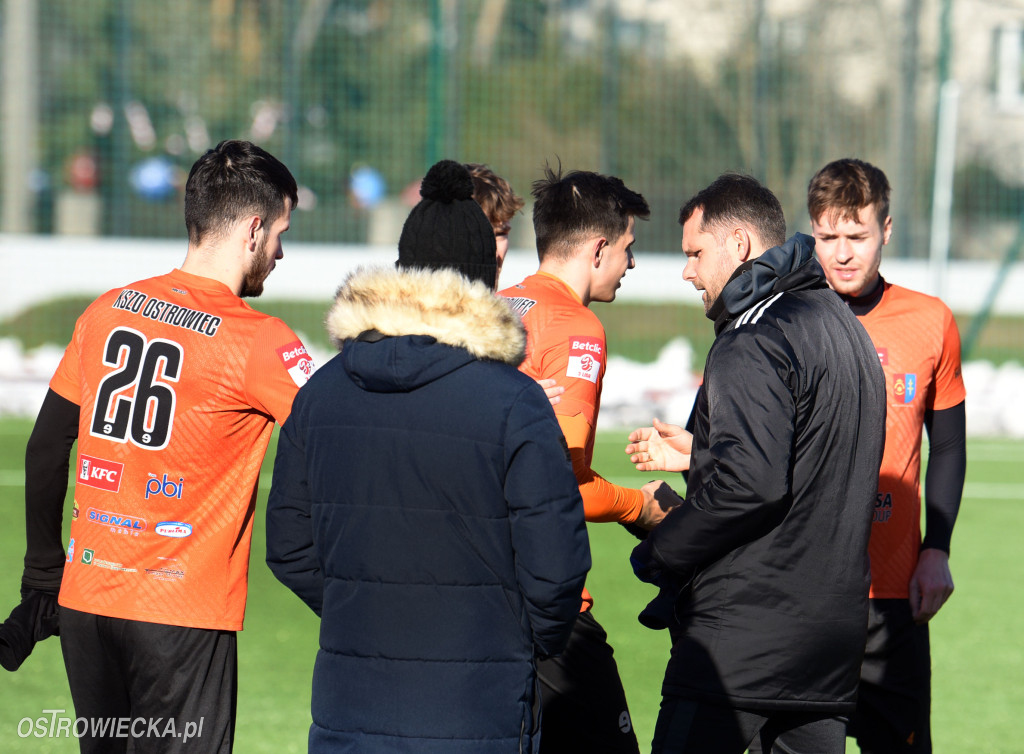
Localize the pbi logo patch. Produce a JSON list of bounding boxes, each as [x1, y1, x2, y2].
[[78, 455, 124, 493], [146, 474, 184, 500], [566, 336, 602, 384], [893, 373, 917, 404], [277, 340, 316, 387]]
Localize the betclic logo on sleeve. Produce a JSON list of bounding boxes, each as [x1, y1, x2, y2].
[[566, 336, 603, 384], [78, 455, 124, 493], [276, 341, 316, 387]]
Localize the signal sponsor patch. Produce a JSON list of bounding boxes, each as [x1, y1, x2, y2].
[[276, 340, 316, 387], [78, 455, 124, 493], [87, 507, 147, 534], [566, 336, 602, 384]]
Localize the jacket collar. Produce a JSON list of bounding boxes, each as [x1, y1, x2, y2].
[[326, 265, 526, 366], [711, 233, 826, 334]]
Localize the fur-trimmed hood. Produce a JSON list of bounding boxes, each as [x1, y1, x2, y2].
[[326, 265, 525, 365]]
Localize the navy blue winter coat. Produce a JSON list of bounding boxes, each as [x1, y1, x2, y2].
[[266, 266, 591, 753]]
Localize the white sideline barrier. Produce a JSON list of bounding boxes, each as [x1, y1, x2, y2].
[[2, 235, 1023, 435], [3, 234, 1024, 316]]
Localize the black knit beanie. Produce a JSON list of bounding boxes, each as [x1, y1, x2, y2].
[[397, 160, 497, 289]]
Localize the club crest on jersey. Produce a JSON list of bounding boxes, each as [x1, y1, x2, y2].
[[893, 373, 916, 404], [78, 455, 124, 493], [277, 340, 316, 387], [566, 336, 602, 384]]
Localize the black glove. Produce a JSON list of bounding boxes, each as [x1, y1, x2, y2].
[[0, 589, 60, 671], [630, 539, 693, 631]]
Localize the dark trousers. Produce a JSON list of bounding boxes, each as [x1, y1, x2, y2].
[[536, 609, 640, 754], [653, 696, 846, 754], [60, 607, 237, 753], [847, 599, 932, 753]]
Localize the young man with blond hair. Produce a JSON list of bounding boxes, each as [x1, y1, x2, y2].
[[808, 158, 967, 753], [466, 162, 525, 287]]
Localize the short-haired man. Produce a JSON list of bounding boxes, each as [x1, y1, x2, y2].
[[499, 165, 663, 754], [466, 162, 525, 287], [15, 140, 314, 752], [628, 173, 886, 753], [808, 158, 967, 753]]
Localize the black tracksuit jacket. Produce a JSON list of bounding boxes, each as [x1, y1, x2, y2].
[[635, 233, 887, 713]]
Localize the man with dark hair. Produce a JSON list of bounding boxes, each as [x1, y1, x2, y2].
[[627, 173, 887, 753], [10, 139, 315, 752], [808, 158, 966, 753], [266, 159, 590, 753], [466, 162, 525, 286], [499, 164, 662, 754]]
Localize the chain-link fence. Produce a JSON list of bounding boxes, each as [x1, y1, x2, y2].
[[2, 0, 1023, 372], [2, 0, 1022, 250]]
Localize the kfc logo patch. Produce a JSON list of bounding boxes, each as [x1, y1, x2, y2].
[[276, 340, 316, 387], [78, 455, 124, 493], [566, 336, 603, 384]]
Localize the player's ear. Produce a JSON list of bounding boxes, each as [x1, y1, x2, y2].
[[591, 237, 608, 267], [245, 215, 262, 251], [731, 227, 752, 262]]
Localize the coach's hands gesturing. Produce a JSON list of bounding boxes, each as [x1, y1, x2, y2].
[[626, 418, 692, 472]]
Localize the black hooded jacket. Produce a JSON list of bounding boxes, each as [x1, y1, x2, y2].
[[634, 233, 887, 712]]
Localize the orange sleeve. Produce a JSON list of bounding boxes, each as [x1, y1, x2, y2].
[[557, 412, 643, 524], [244, 318, 317, 424], [930, 307, 966, 411], [49, 311, 89, 405]]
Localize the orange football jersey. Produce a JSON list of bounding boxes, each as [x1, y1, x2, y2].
[[501, 272, 643, 611], [50, 269, 315, 630], [858, 282, 965, 597]]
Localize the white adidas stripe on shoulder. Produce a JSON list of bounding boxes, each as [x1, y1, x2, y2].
[[734, 292, 784, 329]]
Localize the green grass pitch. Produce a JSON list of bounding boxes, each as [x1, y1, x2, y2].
[[0, 419, 1020, 752]]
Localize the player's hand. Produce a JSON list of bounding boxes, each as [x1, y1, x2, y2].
[[0, 588, 59, 672], [633, 480, 683, 530], [626, 418, 692, 472], [909, 548, 954, 623], [536, 378, 565, 407]]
